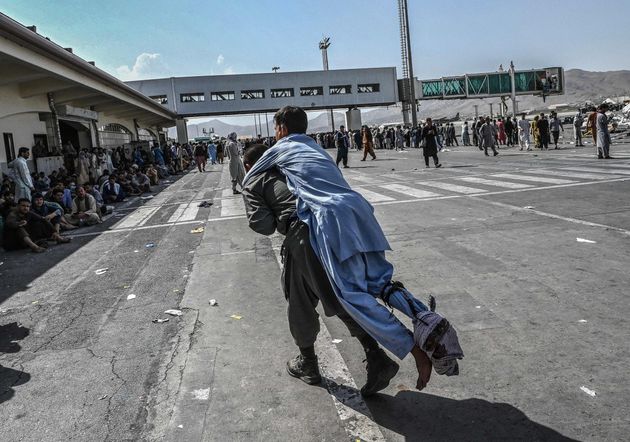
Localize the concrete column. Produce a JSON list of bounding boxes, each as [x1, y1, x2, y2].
[[345, 108, 362, 132], [176, 118, 189, 144]]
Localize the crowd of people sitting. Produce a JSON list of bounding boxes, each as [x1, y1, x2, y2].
[[0, 142, 200, 253]]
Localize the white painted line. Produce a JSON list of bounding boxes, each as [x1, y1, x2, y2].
[[416, 181, 487, 194], [116, 206, 160, 229], [180, 204, 200, 222], [270, 248, 385, 441], [491, 173, 575, 185], [527, 169, 622, 180], [379, 183, 440, 199], [561, 166, 630, 175], [220, 197, 245, 217], [457, 176, 533, 189], [356, 187, 395, 203], [167, 203, 188, 223], [347, 174, 384, 185]]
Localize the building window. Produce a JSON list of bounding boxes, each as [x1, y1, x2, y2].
[[329, 85, 351, 95], [241, 89, 265, 100], [300, 86, 323, 96], [150, 95, 168, 104], [3, 133, 15, 162], [180, 93, 205, 103], [271, 88, 295, 98], [210, 91, 235, 101], [358, 83, 380, 93]]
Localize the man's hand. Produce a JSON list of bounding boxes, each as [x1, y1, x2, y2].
[[411, 345, 432, 391], [46, 213, 56, 220], [18, 220, 27, 227]]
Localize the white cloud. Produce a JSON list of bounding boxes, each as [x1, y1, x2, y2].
[[216, 54, 225, 65], [115, 53, 169, 81]]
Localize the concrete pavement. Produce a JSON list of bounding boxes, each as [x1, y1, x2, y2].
[[2, 139, 630, 441]]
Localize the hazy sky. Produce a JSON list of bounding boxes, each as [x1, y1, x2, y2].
[[2, 0, 629, 124]]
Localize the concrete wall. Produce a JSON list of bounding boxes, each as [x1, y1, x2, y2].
[[126, 67, 399, 117]]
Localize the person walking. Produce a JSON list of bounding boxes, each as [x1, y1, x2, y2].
[[395, 126, 405, 151], [225, 132, 245, 194], [549, 112, 564, 149], [194, 143, 207, 172], [334, 125, 350, 168], [505, 117, 515, 147], [532, 115, 541, 149], [360, 125, 376, 161], [573, 111, 584, 147], [517, 114, 531, 151], [537, 113, 550, 150], [596, 103, 612, 159], [480, 117, 499, 156], [421, 118, 442, 168], [497, 118, 506, 145], [207, 140, 218, 164], [461, 122, 470, 146]]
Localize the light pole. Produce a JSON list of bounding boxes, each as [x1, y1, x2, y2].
[[272, 66, 280, 73], [398, 0, 417, 127], [319, 36, 335, 131]]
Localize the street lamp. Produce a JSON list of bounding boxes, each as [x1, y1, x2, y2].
[[272, 66, 280, 73], [319, 36, 334, 131]]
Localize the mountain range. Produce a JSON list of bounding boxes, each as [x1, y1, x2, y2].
[[171, 68, 630, 138]]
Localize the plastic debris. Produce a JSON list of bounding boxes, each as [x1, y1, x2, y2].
[[127, 294, 136, 300], [523, 206, 535, 209], [331, 339, 342, 344], [190, 227, 205, 234], [134, 249, 139, 253], [209, 299, 218, 306], [189, 250, 195, 254], [580, 386, 596, 397], [95, 268, 108, 275], [32, 300, 39, 305], [99, 394, 108, 400], [141, 195, 154, 199], [578, 319, 588, 323], [177, 425, 183, 429], [123, 285, 131, 289], [145, 242, 156, 248], [576, 238, 596, 244], [230, 314, 242, 320], [173, 289, 180, 293], [164, 309, 183, 316], [26, 283, 33, 288], [475, 305, 481, 309], [0, 261, 4, 266], [198, 201, 213, 208], [152, 318, 169, 324]]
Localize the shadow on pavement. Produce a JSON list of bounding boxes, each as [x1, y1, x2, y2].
[[0, 322, 31, 404], [322, 378, 578, 441]]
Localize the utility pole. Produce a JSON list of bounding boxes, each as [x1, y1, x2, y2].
[[398, 0, 417, 127], [509, 60, 518, 117], [319, 36, 335, 131], [272, 66, 280, 73]]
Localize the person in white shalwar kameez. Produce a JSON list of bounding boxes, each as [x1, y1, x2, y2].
[[517, 114, 531, 151], [225, 132, 245, 194], [9, 147, 34, 201]]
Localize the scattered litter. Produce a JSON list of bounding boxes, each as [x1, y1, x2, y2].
[[475, 305, 481, 309], [26, 283, 33, 288], [177, 425, 183, 429], [141, 195, 154, 199], [523, 206, 535, 209], [0, 261, 3, 266], [331, 339, 342, 344], [145, 242, 156, 248], [230, 314, 242, 320], [123, 285, 131, 289], [126, 294, 136, 300], [188, 250, 195, 254], [191, 388, 210, 400], [578, 319, 588, 323], [580, 386, 597, 397], [396, 384, 410, 391], [209, 299, 218, 306], [391, 168, 395, 171], [134, 249, 139, 253], [152, 318, 169, 324], [99, 394, 108, 400], [576, 238, 596, 244], [198, 201, 213, 208], [173, 289, 180, 293], [413, 168, 417, 171], [183, 275, 189, 279], [164, 309, 183, 316], [95, 268, 108, 275], [31, 300, 39, 305], [190, 227, 205, 234]]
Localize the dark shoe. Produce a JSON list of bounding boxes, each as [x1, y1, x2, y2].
[[605, 156, 613, 159], [598, 155, 604, 159], [493, 151, 499, 156], [360, 348, 399, 397], [233, 190, 241, 195], [435, 163, 442, 168], [286, 354, 321, 385]]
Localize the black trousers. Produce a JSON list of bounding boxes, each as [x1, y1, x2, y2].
[[424, 152, 439, 166], [281, 220, 376, 349], [336, 148, 348, 167]]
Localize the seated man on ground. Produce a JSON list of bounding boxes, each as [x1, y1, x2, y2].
[[101, 175, 126, 203], [44, 188, 77, 231], [67, 185, 101, 226], [34, 172, 51, 193], [117, 171, 140, 196], [3, 198, 70, 252], [84, 183, 107, 215], [131, 168, 151, 194], [31, 192, 65, 236], [145, 164, 159, 186]]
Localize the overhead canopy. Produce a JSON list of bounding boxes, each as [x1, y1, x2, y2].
[[0, 13, 176, 128]]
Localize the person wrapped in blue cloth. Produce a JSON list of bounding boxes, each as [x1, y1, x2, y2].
[[241, 106, 463, 395]]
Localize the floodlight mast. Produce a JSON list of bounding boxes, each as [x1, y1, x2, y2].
[[398, 0, 417, 127], [319, 36, 335, 131]]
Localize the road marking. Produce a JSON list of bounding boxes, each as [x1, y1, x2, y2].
[[379, 183, 440, 199], [416, 181, 487, 194], [220, 189, 245, 217], [456, 176, 533, 189], [346, 174, 384, 185], [180, 204, 200, 222], [490, 173, 576, 185], [116, 206, 160, 229], [270, 248, 385, 442], [527, 169, 622, 180], [167, 203, 188, 223], [355, 187, 395, 203], [561, 166, 630, 175], [474, 198, 630, 237]]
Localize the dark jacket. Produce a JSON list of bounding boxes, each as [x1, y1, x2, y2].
[[421, 126, 439, 155]]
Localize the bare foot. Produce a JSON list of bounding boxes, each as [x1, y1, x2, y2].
[[31, 246, 46, 253], [411, 346, 432, 390]]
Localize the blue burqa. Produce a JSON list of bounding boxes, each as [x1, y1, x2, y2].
[[243, 134, 429, 359]]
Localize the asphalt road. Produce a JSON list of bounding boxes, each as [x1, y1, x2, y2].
[[1, 137, 630, 441]]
